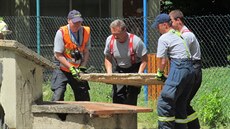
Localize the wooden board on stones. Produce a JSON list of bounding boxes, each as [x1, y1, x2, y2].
[[32, 101, 153, 116], [80, 73, 164, 86]]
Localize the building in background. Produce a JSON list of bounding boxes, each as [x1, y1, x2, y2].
[[0, 0, 159, 17]]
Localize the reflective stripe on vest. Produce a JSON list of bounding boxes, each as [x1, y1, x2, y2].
[[59, 26, 90, 72], [109, 34, 135, 64], [169, 29, 191, 59], [186, 112, 198, 123], [158, 116, 175, 122]]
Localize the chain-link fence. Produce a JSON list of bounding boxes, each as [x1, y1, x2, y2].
[[2, 15, 230, 84], [4, 16, 230, 64], [184, 15, 230, 67], [1, 15, 229, 127]]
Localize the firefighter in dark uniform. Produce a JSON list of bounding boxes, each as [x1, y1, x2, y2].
[[152, 13, 195, 129], [169, 9, 202, 129]]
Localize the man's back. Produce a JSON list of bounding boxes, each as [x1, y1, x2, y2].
[[181, 26, 201, 60], [157, 29, 189, 59]]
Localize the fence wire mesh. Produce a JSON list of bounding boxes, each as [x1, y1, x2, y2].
[[2, 15, 230, 93]]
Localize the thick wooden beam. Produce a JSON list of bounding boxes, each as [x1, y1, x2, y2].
[[80, 73, 164, 86]]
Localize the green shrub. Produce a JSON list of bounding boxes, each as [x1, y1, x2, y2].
[[196, 87, 224, 128], [193, 67, 230, 128]]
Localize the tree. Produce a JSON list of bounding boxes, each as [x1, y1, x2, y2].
[[161, 0, 230, 15]]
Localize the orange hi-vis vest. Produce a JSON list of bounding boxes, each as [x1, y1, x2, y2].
[[59, 25, 90, 72]]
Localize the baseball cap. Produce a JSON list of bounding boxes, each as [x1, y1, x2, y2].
[[151, 13, 170, 28], [67, 10, 83, 23]]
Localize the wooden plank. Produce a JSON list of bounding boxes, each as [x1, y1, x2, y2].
[[32, 101, 152, 116], [80, 73, 164, 86], [70, 102, 153, 115]]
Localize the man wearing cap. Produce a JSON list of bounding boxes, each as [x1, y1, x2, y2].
[[169, 9, 202, 129], [0, 17, 8, 39], [152, 13, 195, 129], [51, 10, 91, 101]]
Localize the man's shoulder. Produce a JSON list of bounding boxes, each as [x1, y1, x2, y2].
[[132, 34, 141, 39], [159, 32, 172, 40], [106, 35, 113, 41], [181, 26, 195, 35], [59, 25, 68, 30], [130, 33, 142, 42], [82, 26, 91, 31], [182, 31, 197, 39], [82, 26, 90, 29], [55, 29, 63, 38]]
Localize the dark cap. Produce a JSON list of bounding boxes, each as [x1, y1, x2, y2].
[[151, 13, 170, 28], [67, 10, 83, 23]]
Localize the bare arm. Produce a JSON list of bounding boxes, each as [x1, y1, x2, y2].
[[138, 54, 148, 73], [55, 52, 72, 69], [157, 57, 167, 72], [104, 56, 113, 74]]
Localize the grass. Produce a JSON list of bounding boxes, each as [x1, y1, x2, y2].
[[43, 67, 230, 129], [192, 67, 230, 129]]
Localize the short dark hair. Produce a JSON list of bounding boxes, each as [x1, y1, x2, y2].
[[169, 10, 185, 23]]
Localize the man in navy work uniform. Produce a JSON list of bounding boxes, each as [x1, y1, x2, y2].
[[104, 19, 148, 106], [152, 13, 195, 129], [169, 9, 202, 129], [51, 10, 91, 101]]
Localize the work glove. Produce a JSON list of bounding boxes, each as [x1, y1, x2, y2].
[[156, 69, 167, 82], [69, 66, 81, 80], [78, 66, 87, 73]]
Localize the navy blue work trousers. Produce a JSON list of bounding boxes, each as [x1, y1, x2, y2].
[[51, 69, 90, 101], [112, 63, 141, 106], [187, 61, 202, 129], [157, 59, 195, 129]]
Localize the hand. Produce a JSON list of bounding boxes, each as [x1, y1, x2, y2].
[[156, 69, 167, 82], [69, 66, 81, 80], [78, 66, 87, 73]]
